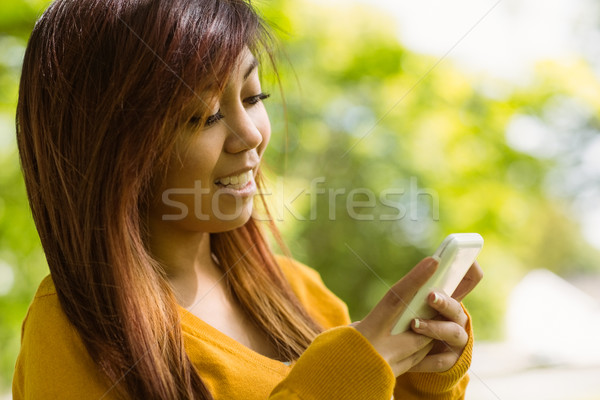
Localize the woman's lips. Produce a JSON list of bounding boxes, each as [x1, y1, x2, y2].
[[214, 174, 256, 197], [214, 169, 253, 188]]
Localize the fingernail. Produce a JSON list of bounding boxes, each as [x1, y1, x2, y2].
[[432, 292, 441, 304], [413, 318, 425, 329]]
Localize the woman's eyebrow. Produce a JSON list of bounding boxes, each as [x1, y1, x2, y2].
[[243, 57, 259, 81]]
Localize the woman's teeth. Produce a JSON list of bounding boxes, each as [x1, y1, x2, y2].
[[215, 170, 253, 189]]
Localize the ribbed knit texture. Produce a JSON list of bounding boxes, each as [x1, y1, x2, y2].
[[270, 326, 395, 400], [13, 257, 472, 399]]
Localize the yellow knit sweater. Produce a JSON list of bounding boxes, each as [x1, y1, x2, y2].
[[13, 256, 472, 399]]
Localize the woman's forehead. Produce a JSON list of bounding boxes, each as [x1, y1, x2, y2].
[[231, 48, 259, 82]]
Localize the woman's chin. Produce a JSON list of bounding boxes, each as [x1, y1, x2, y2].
[[151, 196, 256, 233], [192, 201, 255, 233]]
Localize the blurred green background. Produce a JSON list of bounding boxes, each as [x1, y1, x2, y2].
[[1, 0, 600, 397]]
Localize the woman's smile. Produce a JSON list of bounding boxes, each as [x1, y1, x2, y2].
[[150, 48, 271, 232], [214, 169, 257, 196]]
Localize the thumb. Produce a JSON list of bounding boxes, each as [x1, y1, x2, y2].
[[364, 257, 438, 330]]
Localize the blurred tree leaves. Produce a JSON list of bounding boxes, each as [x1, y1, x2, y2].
[[0, 0, 52, 392], [258, 0, 600, 341], [1, 0, 600, 393]]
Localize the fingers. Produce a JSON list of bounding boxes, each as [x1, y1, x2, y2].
[[393, 341, 435, 376], [408, 350, 460, 373], [411, 319, 468, 347], [353, 320, 436, 377], [427, 291, 468, 328], [407, 292, 470, 374], [452, 261, 483, 302], [351, 257, 449, 377], [386, 331, 433, 363], [369, 257, 438, 329]]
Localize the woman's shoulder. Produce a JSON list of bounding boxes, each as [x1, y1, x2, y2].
[[20, 275, 69, 333], [13, 275, 112, 399], [32, 274, 57, 297], [275, 255, 351, 328], [17, 275, 76, 359], [20, 275, 61, 328]]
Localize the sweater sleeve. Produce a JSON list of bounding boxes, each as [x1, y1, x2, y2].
[[393, 304, 474, 400], [270, 326, 396, 400], [269, 257, 396, 399], [274, 256, 474, 400]]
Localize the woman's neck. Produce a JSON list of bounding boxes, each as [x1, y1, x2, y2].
[[148, 219, 224, 308]]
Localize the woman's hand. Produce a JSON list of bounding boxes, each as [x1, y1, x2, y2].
[[408, 261, 483, 373], [352, 257, 440, 376], [452, 261, 484, 302]]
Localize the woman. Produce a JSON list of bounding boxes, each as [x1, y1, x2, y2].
[[13, 0, 482, 399]]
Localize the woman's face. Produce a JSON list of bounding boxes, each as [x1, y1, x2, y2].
[[151, 48, 271, 233]]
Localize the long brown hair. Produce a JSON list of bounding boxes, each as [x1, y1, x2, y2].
[[17, 0, 322, 398]]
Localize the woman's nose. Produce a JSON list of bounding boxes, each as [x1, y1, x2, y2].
[[224, 107, 263, 154]]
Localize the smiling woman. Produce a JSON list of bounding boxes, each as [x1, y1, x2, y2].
[[12, 0, 480, 399], [152, 49, 270, 233]]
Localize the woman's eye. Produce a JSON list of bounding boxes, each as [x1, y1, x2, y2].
[[245, 92, 270, 105], [187, 93, 269, 127], [204, 110, 224, 127], [188, 110, 224, 127]]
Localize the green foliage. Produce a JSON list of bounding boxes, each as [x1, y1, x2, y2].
[[1, 0, 599, 393], [258, 0, 600, 339], [0, 0, 53, 391]]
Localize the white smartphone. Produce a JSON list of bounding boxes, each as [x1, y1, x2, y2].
[[391, 233, 483, 334]]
